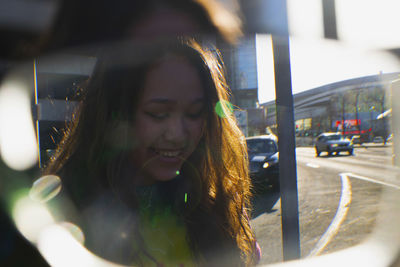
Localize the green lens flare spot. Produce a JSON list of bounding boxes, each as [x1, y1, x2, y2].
[[184, 193, 188, 203], [176, 170, 180, 175], [215, 100, 234, 118]]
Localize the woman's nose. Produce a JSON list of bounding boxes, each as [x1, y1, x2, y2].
[[164, 116, 188, 143]]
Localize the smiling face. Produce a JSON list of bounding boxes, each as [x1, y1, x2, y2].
[[130, 55, 206, 185]]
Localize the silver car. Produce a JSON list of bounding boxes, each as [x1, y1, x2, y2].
[[315, 132, 354, 157]]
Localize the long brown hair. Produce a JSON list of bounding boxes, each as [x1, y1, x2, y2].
[[45, 39, 256, 265]]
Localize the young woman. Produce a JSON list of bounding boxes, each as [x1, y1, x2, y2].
[[45, 39, 259, 266]]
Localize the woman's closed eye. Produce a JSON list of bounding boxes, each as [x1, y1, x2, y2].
[[186, 109, 204, 119], [186, 103, 205, 119], [145, 111, 169, 120]]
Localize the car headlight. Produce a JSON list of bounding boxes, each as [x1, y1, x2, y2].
[[263, 158, 278, 168]]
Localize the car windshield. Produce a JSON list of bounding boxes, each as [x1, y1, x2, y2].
[[325, 135, 342, 141], [247, 139, 277, 154]]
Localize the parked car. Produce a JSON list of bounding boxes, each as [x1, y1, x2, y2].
[[246, 135, 279, 192], [373, 136, 384, 143], [315, 132, 353, 157]]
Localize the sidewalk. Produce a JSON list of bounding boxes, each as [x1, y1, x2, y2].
[[353, 142, 393, 148]]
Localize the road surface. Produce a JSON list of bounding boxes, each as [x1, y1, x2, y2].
[[250, 144, 399, 265]]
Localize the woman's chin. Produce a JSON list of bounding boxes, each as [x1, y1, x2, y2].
[[154, 169, 180, 182], [139, 167, 181, 185]]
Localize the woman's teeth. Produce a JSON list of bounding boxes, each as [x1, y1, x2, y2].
[[155, 149, 181, 157]]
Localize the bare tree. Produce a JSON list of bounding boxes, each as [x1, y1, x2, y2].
[[341, 92, 346, 135], [354, 89, 361, 134]]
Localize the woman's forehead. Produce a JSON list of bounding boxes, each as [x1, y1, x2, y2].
[[129, 8, 202, 40], [141, 56, 205, 101]]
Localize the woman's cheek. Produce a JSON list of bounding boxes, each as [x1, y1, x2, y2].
[[191, 120, 204, 143], [137, 119, 163, 142]]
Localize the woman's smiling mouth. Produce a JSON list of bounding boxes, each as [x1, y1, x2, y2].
[[151, 148, 184, 159]]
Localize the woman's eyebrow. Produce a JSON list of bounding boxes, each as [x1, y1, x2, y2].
[[146, 98, 173, 104], [191, 98, 205, 104], [144, 97, 205, 105]]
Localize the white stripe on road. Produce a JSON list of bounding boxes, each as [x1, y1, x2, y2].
[[307, 173, 352, 257], [342, 172, 400, 190], [308, 172, 399, 257], [306, 163, 320, 168]]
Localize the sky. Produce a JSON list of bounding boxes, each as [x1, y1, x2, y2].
[[255, 0, 400, 104]]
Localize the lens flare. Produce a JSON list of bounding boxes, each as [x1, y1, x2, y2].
[[60, 222, 85, 245], [12, 194, 55, 243], [29, 175, 62, 203], [38, 225, 126, 267], [215, 100, 234, 118], [0, 81, 38, 170]]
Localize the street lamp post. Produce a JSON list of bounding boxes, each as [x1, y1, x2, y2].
[[370, 106, 375, 140]]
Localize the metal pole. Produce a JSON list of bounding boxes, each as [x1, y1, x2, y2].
[[33, 59, 42, 168], [240, 0, 301, 260], [322, 0, 338, 39], [270, 0, 301, 259], [391, 80, 400, 166], [272, 34, 301, 261]]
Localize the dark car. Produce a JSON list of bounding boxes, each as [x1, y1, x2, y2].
[[246, 135, 279, 192], [315, 132, 353, 157]]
